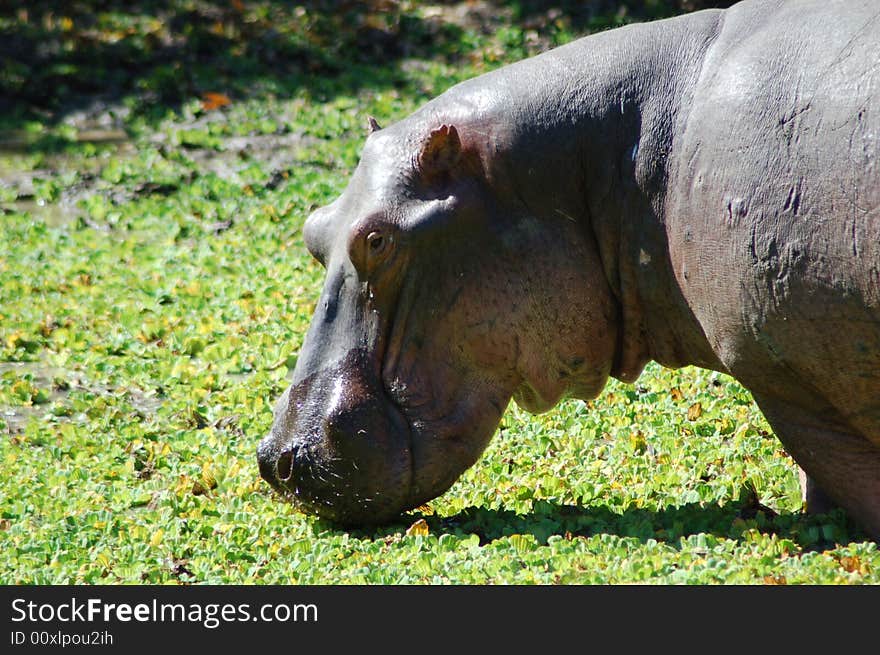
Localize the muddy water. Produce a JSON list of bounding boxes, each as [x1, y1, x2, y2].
[[4, 199, 74, 227], [0, 122, 135, 227], [0, 361, 69, 433], [1, 121, 317, 228], [0, 360, 162, 434], [0, 128, 129, 151]]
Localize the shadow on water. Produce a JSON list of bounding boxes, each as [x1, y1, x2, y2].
[[0, 0, 467, 133], [324, 490, 866, 551], [3, 1, 738, 137], [503, 0, 738, 28], [433, 501, 864, 550]]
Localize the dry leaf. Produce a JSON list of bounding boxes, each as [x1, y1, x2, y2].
[[687, 402, 703, 421], [201, 92, 232, 111], [839, 556, 862, 573], [192, 480, 210, 496]]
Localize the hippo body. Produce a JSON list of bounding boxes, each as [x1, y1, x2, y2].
[[259, 0, 880, 535]]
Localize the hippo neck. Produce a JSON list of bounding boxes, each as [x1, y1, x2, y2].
[[483, 11, 728, 380], [581, 15, 729, 379]]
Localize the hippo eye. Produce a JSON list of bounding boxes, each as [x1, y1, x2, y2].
[[350, 224, 395, 275], [367, 231, 388, 256]]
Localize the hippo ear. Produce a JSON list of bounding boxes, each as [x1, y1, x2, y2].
[[417, 124, 461, 176], [367, 116, 382, 134]]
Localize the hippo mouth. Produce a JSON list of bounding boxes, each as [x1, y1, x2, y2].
[[257, 340, 509, 525], [257, 348, 423, 525]]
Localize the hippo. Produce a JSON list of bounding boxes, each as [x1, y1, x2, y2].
[[258, 0, 880, 537]]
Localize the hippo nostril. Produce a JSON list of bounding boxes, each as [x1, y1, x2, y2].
[[277, 448, 295, 482]]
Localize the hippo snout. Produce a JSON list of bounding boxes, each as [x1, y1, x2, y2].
[[257, 362, 414, 525]]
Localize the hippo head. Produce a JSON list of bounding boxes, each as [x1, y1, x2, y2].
[[258, 115, 618, 524]]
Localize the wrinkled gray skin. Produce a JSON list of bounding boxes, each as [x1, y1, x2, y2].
[[259, 0, 880, 535]]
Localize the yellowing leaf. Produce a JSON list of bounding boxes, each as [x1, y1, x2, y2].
[[687, 402, 703, 421], [406, 519, 429, 537], [733, 422, 751, 440], [508, 534, 535, 554], [5, 331, 24, 349], [629, 430, 647, 454], [175, 474, 192, 495], [150, 529, 164, 547]]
